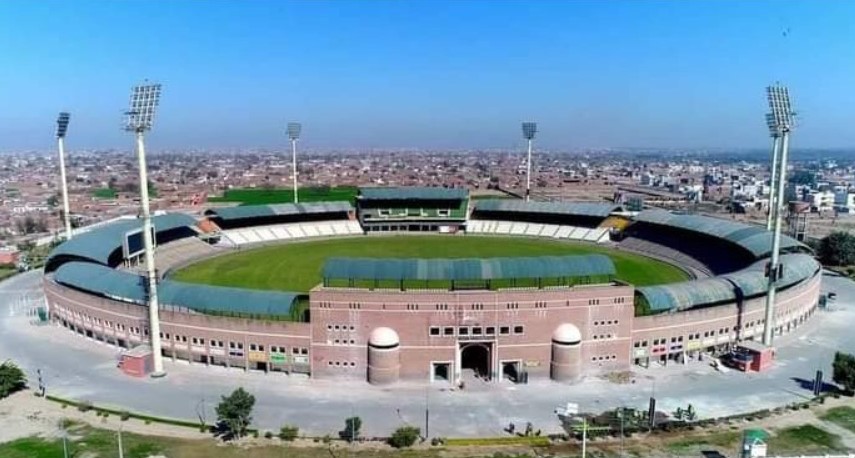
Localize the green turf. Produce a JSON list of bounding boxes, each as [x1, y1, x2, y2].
[[173, 235, 689, 293], [209, 186, 358, 205], [821, 406, 855, 433], [767, 424, 845, 454], [92, 187, 118, 199]]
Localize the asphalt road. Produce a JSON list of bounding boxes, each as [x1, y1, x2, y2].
[[1, 270, 852, 438]]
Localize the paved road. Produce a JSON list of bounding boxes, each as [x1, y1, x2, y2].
[[1, 270, 853, 438]]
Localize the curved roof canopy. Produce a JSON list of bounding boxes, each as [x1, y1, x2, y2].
[[474, 199, 621, 218], [322, 254, 616, 281], [46, 213, 196, 271], [634, 210, 805, 258], [358, 186, 468, 201], [53, 262, 300, 317], [636, 253, 820, 313], [204, 201, 353, 222]]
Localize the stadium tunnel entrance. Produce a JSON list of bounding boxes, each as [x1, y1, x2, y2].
[[460, 343, 491, 381]]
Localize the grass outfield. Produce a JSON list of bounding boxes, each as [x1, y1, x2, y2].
[[209, 186, 358, 205], [173, 235, 689, 293]]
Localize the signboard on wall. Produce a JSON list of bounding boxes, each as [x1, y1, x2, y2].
[[123, 225, 156, 259]]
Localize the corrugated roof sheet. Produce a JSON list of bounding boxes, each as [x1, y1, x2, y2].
[[53, 262, 300, 317], [636, 253, 820, 313], [474, 199, 620, 218], [322, 254, 615, 281], [46, 213, 196, 270], [634, 210, 805, 258], [358, 187, 468, 201], [205, 201, 353, 221]]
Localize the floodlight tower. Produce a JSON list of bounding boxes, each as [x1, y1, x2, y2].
[[521, 122, 538, 202], [765, 113, 782, 231], [124, 82, 166, 377], [762, 85, 795, 347], [55, 112, 73, 240], [287, 122, 302, 203]]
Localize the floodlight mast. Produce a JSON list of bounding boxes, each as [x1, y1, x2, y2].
[[765, 113, 781, 231], [287, 122, 301, 203], [124, 83, 165, 377], [55, 112, 73, 241], [762, 85, 794, 347], [521, 122, 537, 202]]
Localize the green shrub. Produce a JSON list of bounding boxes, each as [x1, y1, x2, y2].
[[77, 401, 93, 412], [120, 411, 131, 421], [279, 425, 299, 441], [389, 426, 421, 448]]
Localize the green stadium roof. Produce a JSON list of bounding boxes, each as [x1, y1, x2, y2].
[[474, 199, 621, 218], [358, 186, 468, 201], [634, 210, 805, 258], [53, 262, 300, 317], [46, 213, 197, 272], [322, 254, 615, 281], [636, 253, 819, 313], [205, 201, 353, 221]]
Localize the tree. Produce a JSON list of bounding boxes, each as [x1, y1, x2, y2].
[[278, 424, 299, 441], [388, 426, 421, 448], [341, 416, 362, 442], [818, 232, 855, 266], [215, 387, 255, 439], [833, 352, 855, 394], [0, 360, 26, 399]]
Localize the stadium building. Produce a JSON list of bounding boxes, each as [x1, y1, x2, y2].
[[42, 187, 821, 385]]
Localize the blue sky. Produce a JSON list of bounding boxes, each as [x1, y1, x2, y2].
[[0, 0, 853, 151]]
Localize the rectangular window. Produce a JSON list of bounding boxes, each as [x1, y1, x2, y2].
[[500, 326, 510, 335], [513, 325, 524, 335], [472, 327, 483, 335], [458, 327, 469, 336], [485, 327, 495, 335], [429, 327, 440, 336], [443, 327, 454, 336]]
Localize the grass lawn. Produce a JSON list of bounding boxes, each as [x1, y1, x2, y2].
[[92, 187, 118, 199], [172, 235, 689, 293], [665, 430, 741, 455], [0, 428, 444, 458], [209, 186, 358, 205], [768, 424, 846, 454], [821, 406, 855, 433]]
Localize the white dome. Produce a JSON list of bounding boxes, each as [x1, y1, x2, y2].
[[368, 327, 400, 347], [552, 323, 582, 345]]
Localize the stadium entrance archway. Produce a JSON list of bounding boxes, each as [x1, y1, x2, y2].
[[460, 343, 491, 381]]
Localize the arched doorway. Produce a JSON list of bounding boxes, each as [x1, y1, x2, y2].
[[461, 344, 491, 380]]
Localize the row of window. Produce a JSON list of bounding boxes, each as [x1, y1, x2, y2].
[[164, 334, 308, 355], [428, 325, 525, 337], [634, 320, 772, 348], [593, 319, 620, 326], [592, 355, 619, 361], [330, 338, 357, 345], [327, 361, 358, 367], [315, 298, 629, 311], [592, 334, 614, 340], [326, 324, 356, 332]]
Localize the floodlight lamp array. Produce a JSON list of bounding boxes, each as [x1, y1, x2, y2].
[[522, 122, 537, 140], [56, 112, 71, 138], [125, 83, 162, 132], [765, 113, 780, 138], [287, 122, 302, 140], [766, 85, 793, 131]]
